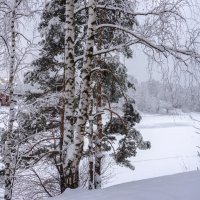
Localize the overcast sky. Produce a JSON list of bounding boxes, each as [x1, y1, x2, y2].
[[125, 47, 162, 82], [1, 0, 199, 84], [125, 51, 149, 82]]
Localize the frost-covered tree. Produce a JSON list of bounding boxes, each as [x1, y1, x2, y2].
[[134, 76, 200, 114], [18, 0, 88, 192], [17, 0, 200, 197], [0, 1, 45, 199], [19, 0, 143, 191], [1, 0, 36, 199]]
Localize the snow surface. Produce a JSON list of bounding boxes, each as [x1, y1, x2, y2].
[[48, 171, 200, 200], [106, 113, 200, 187], [1, 109, 199, 199]]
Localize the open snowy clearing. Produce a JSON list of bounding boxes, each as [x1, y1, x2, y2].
[[105, 113, 200, 187], [49, 171, 200, 200]]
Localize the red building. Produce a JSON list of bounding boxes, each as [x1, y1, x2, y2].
[[0, 93, 9, 106]]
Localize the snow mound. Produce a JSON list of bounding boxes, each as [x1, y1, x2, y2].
[[48, 171, 200, 200]]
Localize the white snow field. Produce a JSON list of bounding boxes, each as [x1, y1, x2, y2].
[[107, 113, 200, 187], [49, 171, 200, 200], [47, 112, 200, 200]]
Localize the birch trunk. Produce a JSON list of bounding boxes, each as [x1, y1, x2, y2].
[[63, 0, 76, 189], [4, 1, 18, 199], [71, 0, 97, 187]]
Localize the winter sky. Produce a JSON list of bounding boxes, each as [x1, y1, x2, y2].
[[1, 0, 200, 84]]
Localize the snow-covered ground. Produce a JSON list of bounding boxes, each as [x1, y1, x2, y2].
[[106, 113, 200, 187], [49, 171, 200, 200], [48, 112, 200, 199], [1, 108, 200, 199]]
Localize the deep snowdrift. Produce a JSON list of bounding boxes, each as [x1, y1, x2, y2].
[[48, 171, 200, 200]]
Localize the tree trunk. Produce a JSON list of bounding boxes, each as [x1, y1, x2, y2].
[[4, 1, 18, 199], [63, 0, 76, 189], [94, 11, 104, 189], [59, 97, 65, 193], [88, 86, 94, 190], [94, 76, 103, 189], [71, 0, 97, 188]]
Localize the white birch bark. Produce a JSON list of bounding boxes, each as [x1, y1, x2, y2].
[[70, 0, 97, 184], [4, 1, 18, 199], [63, 0, 76, 188]]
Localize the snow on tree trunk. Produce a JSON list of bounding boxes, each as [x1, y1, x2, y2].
[[4, 1, 18, 199], [70, 0, 97, 187], [63, 0, 76, 189]]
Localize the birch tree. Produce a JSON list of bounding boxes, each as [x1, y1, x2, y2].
[[4, 1, 18, 199], [66, 0, 97, 188], [0, 1, 42, 199], [62, 0, 76, 189]]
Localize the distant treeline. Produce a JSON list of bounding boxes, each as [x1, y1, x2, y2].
[[128, 76, 200, 113]]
